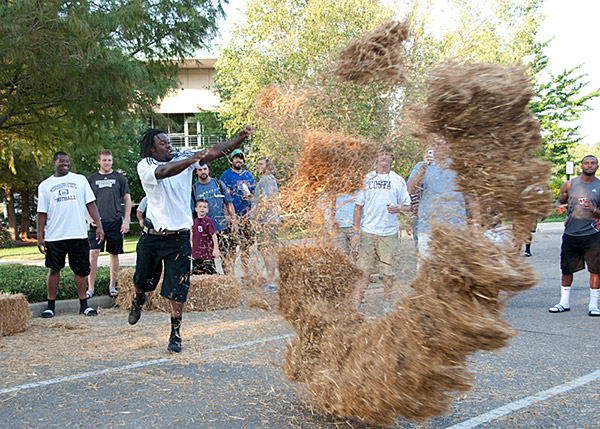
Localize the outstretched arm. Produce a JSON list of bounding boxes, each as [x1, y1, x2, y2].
[[154, 126, 254, 180]]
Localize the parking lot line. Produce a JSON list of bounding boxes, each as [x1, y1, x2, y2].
[[0, 333, 293, 396], [447, 368, 600, 428]]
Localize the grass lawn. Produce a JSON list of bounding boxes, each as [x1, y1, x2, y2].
[[0, 236, 140, 260]]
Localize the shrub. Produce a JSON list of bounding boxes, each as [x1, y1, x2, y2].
[[0, 229, 17, 249], [126, 222, 142, 237], [0, 264, 111, 303]]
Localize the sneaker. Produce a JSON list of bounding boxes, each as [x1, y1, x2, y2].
[[41, 309, 55, 319], [168, 332, 182, 354], [85, 290, 93, 299], [128, 292, 146, 325], [80, 307, 98, 316], [589, 307, 600, 317], [383, 302, 393, 315], [524, 250, 532, 257]]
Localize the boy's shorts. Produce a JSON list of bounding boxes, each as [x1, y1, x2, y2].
[[192, 258, 217, 275], [89, 220, 124, 254], [45, 238, 91, 277]]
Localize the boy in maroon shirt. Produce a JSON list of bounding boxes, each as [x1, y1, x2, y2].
[[192, 199, 221, 275]]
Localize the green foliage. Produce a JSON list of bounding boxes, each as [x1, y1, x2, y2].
[[529, 43, 600, 173], [215, 0, 396, 171], [0, 264, 111, 303], [0, 229, 16, 249], [0, 0, 226, 209]]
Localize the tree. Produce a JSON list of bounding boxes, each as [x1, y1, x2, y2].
[[215, 0, 396, 174], [528, 42, 600, 173], [0, 0, 226, 240]]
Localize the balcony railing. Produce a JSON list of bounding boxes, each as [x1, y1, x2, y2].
[[169, 134, 225, 149]]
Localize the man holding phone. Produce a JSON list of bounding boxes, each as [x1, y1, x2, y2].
[[549, 155, 600, 316], [407, 134, 469, 257]]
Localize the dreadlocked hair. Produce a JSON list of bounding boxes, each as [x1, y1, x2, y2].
[[140, 128, 166, 158]]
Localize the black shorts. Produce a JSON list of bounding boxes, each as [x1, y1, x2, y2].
[[45, 239, 91, 277], [133, 230, 191, 303], [89, 220, 124, 254], [561, 233, 600, 275], [235, 217, 255, 248], [192, 258, 217, 275]]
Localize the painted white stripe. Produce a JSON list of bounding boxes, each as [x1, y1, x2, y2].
[[203, 334, 293, 354], [0, 333, 293, 396], [0, 359, 170, 395], [447, 368, 600, 429]]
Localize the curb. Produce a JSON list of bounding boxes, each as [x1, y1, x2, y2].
[[30, 295, 116, 318]]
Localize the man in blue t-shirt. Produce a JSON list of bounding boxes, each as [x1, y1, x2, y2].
[[192, 164, 238, 275], [407, 136, 468, 257], [220, 149, 256, 279]]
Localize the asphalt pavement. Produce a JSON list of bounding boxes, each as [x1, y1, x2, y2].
[[1, 222, 600, 428]]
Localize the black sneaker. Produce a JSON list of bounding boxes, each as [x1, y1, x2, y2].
[[128, 292, 146, 325], [168, 332, 182, 354], [524, 250, 532, 257]]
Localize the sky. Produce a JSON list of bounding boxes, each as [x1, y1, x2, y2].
[[208, 0, 600, 144]]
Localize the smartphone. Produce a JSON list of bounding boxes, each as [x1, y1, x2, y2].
[[427, 149, 434, 157]]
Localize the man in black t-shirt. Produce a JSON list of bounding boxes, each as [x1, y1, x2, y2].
[[87, 149, 132, 298]]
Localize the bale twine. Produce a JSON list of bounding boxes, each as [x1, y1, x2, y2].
[[334, 20, 410, 86], [116, 268, 240, 312], [0, 293, 30, 337], [278, 226, 537, 425]]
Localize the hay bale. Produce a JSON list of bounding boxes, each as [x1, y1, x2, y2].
[[286, 131, 376, 204], [0, 293, 30, 337], [334, 20, 409, 86], [186, 275, 241, 311], [278, 227, 536, 425], [116, 268, 240, 312], [424, 62, 553, 242]]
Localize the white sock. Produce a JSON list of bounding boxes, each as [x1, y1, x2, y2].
[[589, 288, 599, 310], [559, 286, 571, 308]]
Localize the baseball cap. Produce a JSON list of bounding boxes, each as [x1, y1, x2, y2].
[[231, 149, 245, 160]]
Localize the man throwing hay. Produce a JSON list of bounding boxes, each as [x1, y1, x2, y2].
[[130, 126, 253, 353]]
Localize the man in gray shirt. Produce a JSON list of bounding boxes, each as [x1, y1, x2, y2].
[[550, 155, 600, 316]]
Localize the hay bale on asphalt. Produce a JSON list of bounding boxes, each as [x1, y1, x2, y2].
[[278, 226, 536, 425], [185, 275, 241, 311], [0, 293, 30, 337], [116, 268, 240, 312], [334, 20, 409, 86]]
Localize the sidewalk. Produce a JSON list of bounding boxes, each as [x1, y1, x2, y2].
[[0, 252, 137, 267]]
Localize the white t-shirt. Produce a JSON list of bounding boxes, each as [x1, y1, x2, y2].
[[37, 172, 96, 241], [355, 170, 411, 236], [137, 152, 200, 231]]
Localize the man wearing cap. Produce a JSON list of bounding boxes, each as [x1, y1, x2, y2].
[[220, 149, 256, 280]]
